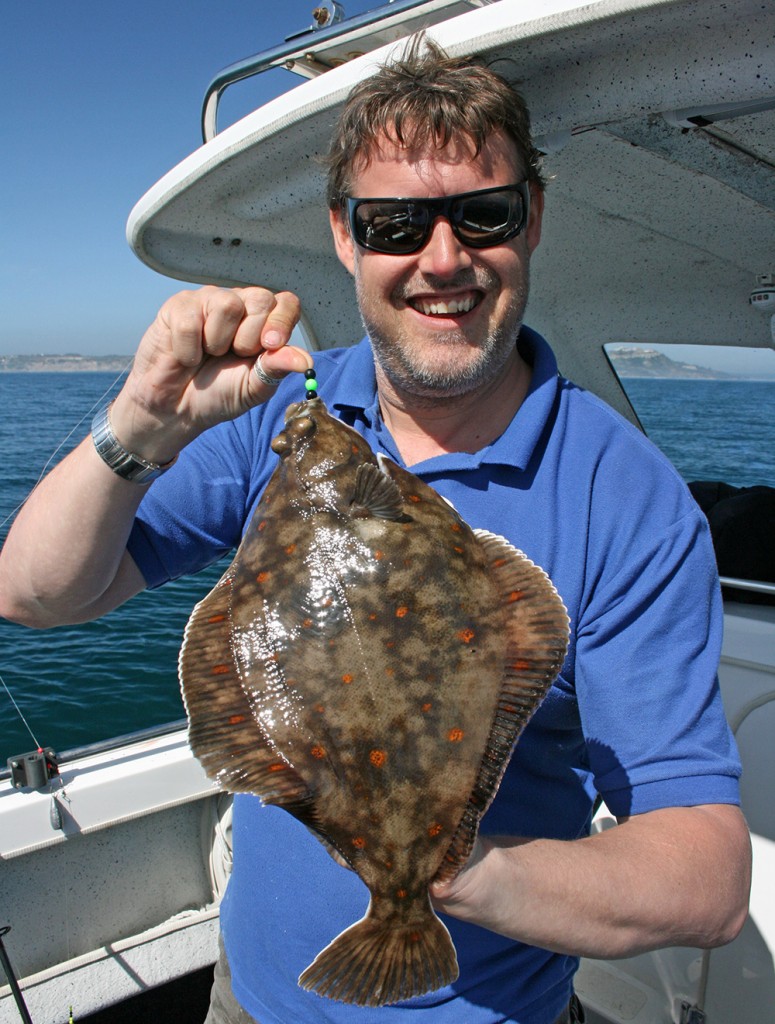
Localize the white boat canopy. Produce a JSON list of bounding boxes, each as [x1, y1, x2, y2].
[[127, 0, 775, 418]]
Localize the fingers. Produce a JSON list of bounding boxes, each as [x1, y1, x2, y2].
[[158, 286, 301, 365], [249, 344, 313, 398], [234, 290, 301, 356]]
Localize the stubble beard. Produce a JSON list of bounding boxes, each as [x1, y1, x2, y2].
[[357, 267, 530, 407]]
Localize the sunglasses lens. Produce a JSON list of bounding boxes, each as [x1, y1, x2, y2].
[[453, 191, 525, 247], [352, 201, 429, 254], [349, 186, 528, 254]]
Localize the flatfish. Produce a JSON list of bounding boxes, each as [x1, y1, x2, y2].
[[179, 395, 569, 1007]]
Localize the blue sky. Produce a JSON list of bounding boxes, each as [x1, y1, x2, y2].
[[3, 1, 774, 378], [2, 0, 378, 356]]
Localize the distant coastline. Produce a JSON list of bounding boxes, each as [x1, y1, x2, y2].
[[0, 354, 131, 373], [1, 348, 772, 381], [607, 347, 740, 380]]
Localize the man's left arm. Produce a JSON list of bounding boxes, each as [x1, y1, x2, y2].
[[431, 802, 751, 958]]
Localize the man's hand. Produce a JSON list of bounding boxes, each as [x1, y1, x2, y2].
[[111, 286, 309, 465], [0, 286, 309, 628]]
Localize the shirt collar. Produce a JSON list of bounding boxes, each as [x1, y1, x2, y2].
[[330, 326, 560, 473]]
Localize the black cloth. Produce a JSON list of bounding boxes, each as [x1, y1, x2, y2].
[[689, 481, 775, 603]]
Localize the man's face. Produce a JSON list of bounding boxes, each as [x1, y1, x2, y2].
[[329, 130, 543, 402]]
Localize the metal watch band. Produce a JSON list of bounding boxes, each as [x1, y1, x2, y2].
[[91, 404, 176, 485]]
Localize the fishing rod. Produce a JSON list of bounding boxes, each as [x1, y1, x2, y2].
[[0, 927, 34, 1024]]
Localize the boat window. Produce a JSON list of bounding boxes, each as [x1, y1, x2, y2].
[[606, 343, 775, 599], [605, 344, 775, 488]]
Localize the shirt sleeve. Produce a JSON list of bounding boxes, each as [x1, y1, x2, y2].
[[575, 481, 741, 817], [126, 413, 272, 588]]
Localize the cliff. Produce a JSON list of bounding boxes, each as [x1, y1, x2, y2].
[[607, 347, 736, 379], [0, 354, 132, 373]]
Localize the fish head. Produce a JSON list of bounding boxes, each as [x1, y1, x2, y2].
[[270, 397, 378, 513]]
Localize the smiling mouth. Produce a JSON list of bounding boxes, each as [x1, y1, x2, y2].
[[408, 293, 480, 316]]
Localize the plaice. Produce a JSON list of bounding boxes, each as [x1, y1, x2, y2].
[[179, 395, 569, 1007]]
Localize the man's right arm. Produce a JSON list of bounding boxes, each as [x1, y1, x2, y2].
[[0, 285, 306, 628]]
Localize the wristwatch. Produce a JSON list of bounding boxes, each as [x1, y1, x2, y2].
[[91, 404, 177, 484]]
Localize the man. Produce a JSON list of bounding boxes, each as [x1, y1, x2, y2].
[[0, 40, 750, 1024]]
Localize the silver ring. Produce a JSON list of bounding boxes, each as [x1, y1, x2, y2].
[[253, 354, 281, 388]]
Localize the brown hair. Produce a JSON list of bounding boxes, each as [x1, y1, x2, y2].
[[326, 35, 545, 208]]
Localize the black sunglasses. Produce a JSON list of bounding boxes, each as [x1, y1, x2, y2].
[[345, 182, 530, 255]]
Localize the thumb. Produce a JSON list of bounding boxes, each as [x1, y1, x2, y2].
[[249, 345, 314, 397]]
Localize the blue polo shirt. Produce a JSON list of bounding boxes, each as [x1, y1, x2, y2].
[[128, 328, 740, 1024]]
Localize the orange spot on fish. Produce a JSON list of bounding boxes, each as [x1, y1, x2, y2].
[[493, 558, 508, 568], [512, 659, 532, 671], [315, 704, 325, 714], [285, 543, 296, 555], [458, 628, 475, 643], [208, 614, 226, 623], [257, 571, 270, 584], [410, 931, 421, 942], [268, 763, 286, 772], [352, 836, 366, 849], [428, 822, 443, 837], [448, 728, 465, 742], [396, 606, 409, 618], [451, 522, 461, 532], [407, 494, 421, 503], [229, 714, 246, 725], [369, 749, 387, 768], [421, 702, 433, 713], [311, 746, 326, 759], [385, 667, 395, 677], [508, 590, 525, 602], [212, 664, 230, 675], [303, 618, 313, 628], [342, 673, 354, 684], [396, 888, 408, 899], [452, 545, 464, 554], [369, 612, 378, 621], [374, 550, 384, 560], [257, 520, 267, 531], [385, 640, 395, 648]]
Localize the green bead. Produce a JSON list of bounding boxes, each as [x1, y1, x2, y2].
[[305, 378, 318, 392]]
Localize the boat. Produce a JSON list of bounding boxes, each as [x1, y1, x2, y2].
[[2, 1, 774, 1021]]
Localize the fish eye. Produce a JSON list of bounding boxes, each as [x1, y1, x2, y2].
[[270, 431, 292, 457], [290, 415, 316, 439]]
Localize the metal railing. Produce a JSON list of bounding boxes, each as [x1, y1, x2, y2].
[[0, 718, 188, 784], [720, 576, 775, 599], [201, 0, 488, 140]]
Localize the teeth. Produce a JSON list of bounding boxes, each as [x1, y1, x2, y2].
[[415, 296, 476, 316]]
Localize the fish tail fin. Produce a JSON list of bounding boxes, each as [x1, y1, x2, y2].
[[298, 896, 458, 1006]]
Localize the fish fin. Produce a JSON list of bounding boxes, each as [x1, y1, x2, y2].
[[299, 893, 458, 1006], [305, 827, 355, 870], [179, 571, 311, 807], [435, 531, 570, 882], [352, 461, 408, 520]]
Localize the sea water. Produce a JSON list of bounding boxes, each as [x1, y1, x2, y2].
[[1, 372, 774, 762]]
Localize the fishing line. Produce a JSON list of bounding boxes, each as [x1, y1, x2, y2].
[[0, 672, 42, 750], [0, 358, 133, 533]]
